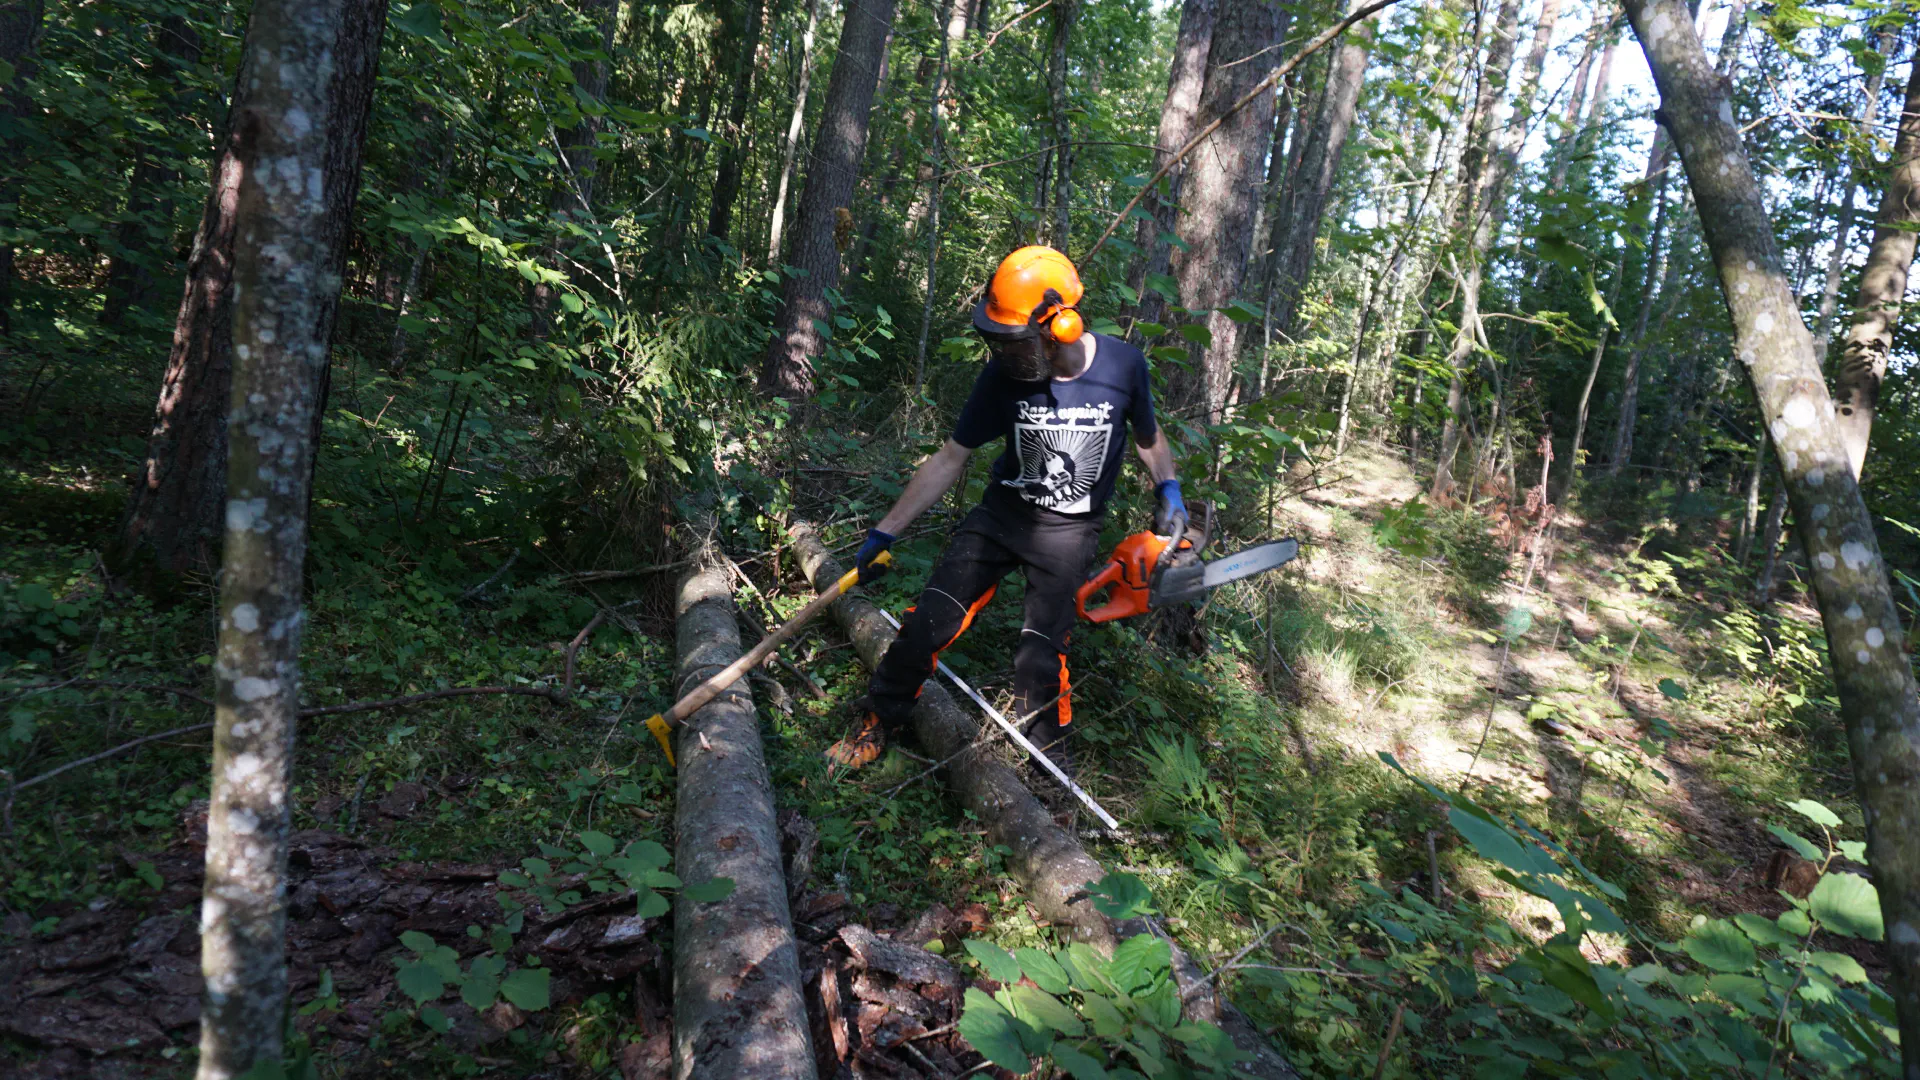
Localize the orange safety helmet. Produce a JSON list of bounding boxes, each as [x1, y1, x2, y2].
[[975, 246, 1086, 345]]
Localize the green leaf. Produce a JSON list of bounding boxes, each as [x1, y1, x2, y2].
[[16, 583, 54, 610], [1220, 299, 1263, 324], [1786, 799, 1842, 828], [1014, 947, 1071, 995], [559, 292, 584, 314], [628, 840, 672, 869], [1008, 983, 1085, 1037], [1657, 677, 1687, 700], [1447, 808, 1557, 877], [1682, 919, 1756, 972], [1707, 973, 1771, 1013], [419, 1005, 452, 1033], [964, 939, 1024, 985], [1087, 872, 1156, 919], [1733, 912, 1800, 949], [958, 988, 1031, 1072], [1807, 951, 1869, 984], [1052, 1042, 1110, 1080], [1177, 323, 1213, 346], [1108, 934, 1171, 994], [396, 960, 447, 1004], [1778, 907, 1812, 936], [1134, 321, 1168, 338], [1079, 992, 1127, 1038], [393, 1, 444, 39], [1839, 840, 1868, 865], [500, 967, 551, 1011], [636, 889, 670, 918], [400, 930, 438, 955], [682, 877, 736, 903], [1809, 872, 1883, 940], [1766, 825, 1822, 862], [134, 861, 163, 891], [461, 963, 501, 1010], [579, 830, 616, 857]]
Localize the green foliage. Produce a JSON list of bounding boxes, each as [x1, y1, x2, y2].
[[958, 926, 1251, 1079]]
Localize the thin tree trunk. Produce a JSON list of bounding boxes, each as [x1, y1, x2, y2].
[[111, 0, 388, 590], [1168, 0, 1289, 419], [1129, 0, 1215, 327], [0, 0, 46, 337], [1044, 0, 1077, 247], [758, 0, 897, 397], [1811, 27, 1892, 356], [707, 0, 767, 242], [913, 0, 958, 394], [1735, 423, 1767, 561], [1625, 4, 1920, 1069], [196, 0, 357, 1075], [1834, 42, 1920, 479], [670, 562, 815, 1080], [766, 0, 822, 265], [1754, 484, 1789, 601], [102, 17, 204, 329], [1605, 179, 1676, 475], [1266, 0, 1378, 339]]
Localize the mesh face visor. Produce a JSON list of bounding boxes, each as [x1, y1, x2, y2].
[[972, 300, 1052, 381]]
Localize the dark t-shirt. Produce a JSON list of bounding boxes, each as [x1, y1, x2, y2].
[[951, 334, 1158, 518]]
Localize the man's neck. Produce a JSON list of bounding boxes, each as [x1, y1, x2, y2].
[[1049, 335, 1095, 381]]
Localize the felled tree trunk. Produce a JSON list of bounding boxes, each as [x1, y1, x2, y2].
[[1625, 0, 1920, 1065], [790, 525, 1300, 1080], [757, 0, 897, 398], [670, 561, 817, 1080], [197, 1, 350, 1074]]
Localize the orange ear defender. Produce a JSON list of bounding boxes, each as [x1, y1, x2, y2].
[[1048, 306, 1084, 343]]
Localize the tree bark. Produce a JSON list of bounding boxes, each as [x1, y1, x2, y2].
[[670, 561, 816, 1080], [766, 0, 823, 265], [1168, 0, 1289, 419], [1129, 0, 1215, 329], [111, 0, 388, 589], [707, 0, 767, 242], [1044, 0, 1078, 247], [102, 17, 204, 329], [1429, 0, 1526, 499], [1834, 44, 1920, 480], [1266, 0, 1377, 339], [757, 0, 897, 398], [196, 1, 355, 1075], [0, 0, 45, 337], [1624, 2, 1920, 1069], [1604, 174, 1675, 475]]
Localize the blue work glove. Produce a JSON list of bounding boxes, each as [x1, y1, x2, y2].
[[855, 528, 895, 584], [1153, 479, 1188, 541]]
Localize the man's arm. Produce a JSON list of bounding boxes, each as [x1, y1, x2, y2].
[[876, 438, 974, 535], [1133, 428, 1176, 485]]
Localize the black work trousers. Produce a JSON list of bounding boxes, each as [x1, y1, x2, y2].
[[867, 488, 1102, 746]]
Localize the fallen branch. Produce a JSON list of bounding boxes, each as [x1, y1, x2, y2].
[[1080, 0, 1406, 263]]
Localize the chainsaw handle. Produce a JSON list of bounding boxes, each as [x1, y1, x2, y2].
[[1076, 531, 1170, 623]]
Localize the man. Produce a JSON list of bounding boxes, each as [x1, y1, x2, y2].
[[827, 245, 1186, 774]]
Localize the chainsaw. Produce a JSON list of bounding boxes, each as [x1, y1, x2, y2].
[[1076, 504, 1299, 623]]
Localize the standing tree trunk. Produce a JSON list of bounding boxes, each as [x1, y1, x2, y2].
[[757, 0, 898, 398], [766, 0, 822, 265], [1834, 44, 1920, 479], [196, 0, 355, 1075], [707, 0, 767, 242], [1167, 0, 1289, 419], [102, 17, 204, 329], [1265, 0, 1378, 340], [1604, 173, 1675, 475], [1129, 0, 1214, 328], [110, 0, 389, 589], [1044, 0, 1078, 247], [0, 0, 45, 337], [532, 0, 619, 340], [1624, 3, 1920, 1069], [1429, 0, 1527, 499]]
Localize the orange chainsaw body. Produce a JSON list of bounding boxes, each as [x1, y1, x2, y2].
[[1077, 531, 1179, 623]]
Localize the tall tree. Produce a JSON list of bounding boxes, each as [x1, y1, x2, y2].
[[758, 0, 898, 397], [766, 0, 822, 265], [1168, 0, 1289, 419], [1128, 0, 1215, 329], [0, 0, 45, 337], [1043, 0, 1078, 246], [110, 0, 389, 588], [533, 0, 619, 340], [1428, 0, 1527, 499], [1624, 0, 1920, 1068], [1265, 0, 1379, 339], [195, 0, 355, 1073], [706, 0, 767, 242], [1833, 40, 1918, 479]]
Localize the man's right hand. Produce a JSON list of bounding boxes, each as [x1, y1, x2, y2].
[[855, 528, 895, 584]]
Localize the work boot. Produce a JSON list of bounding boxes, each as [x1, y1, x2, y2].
[[1023, 720, 1075, 782], [825, 698, 889, 772]]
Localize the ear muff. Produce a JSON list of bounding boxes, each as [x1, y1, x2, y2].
[[1049, 308, 1084, 344]]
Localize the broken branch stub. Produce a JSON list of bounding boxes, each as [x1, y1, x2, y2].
[[670, 562, 817, 1080], [788, 523, 1301, 1080]]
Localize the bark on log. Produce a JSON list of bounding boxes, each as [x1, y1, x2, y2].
[[670, 561, 817, 1080], [789, 524, 1300, 1080]]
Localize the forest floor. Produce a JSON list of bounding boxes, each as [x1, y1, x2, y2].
[[0, 430, 1867, 1078]]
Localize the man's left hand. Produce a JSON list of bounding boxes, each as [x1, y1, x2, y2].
[[1154, 479, 1187, 541]]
